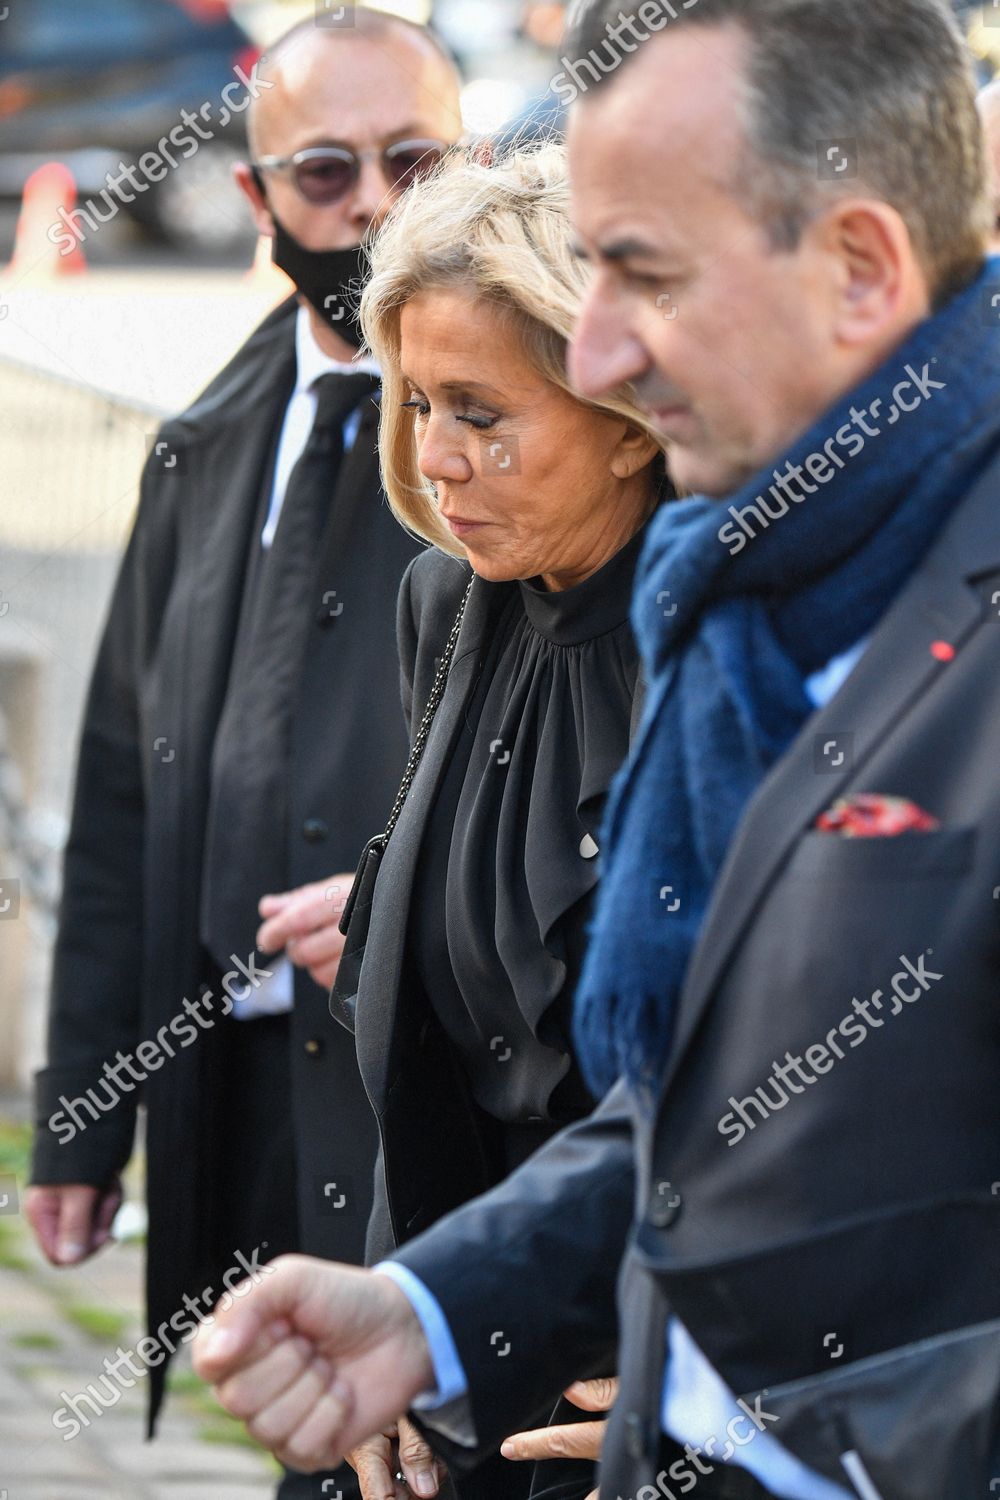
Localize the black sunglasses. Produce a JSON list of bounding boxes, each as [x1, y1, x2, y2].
[[252, 139, 448, 205]]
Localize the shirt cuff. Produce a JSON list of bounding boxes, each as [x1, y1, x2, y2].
[[373, 1262, 470, 1407], [229, 956, 294, 1020]]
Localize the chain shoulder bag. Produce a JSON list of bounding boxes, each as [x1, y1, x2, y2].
[[329, 575, 474, 1032]]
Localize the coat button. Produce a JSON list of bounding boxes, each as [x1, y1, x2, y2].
[[624, 1410, 647, 1460], [648, 1180, 682, 1228], [304, 1038, 323, 1057], [302, 818, 329, 842]]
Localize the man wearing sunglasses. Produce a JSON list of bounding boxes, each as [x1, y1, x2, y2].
[[27, 10, 462, 1500]]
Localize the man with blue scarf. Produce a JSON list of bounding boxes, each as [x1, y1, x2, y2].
[[194, 2, 1000, 1497]]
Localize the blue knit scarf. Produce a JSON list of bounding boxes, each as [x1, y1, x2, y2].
[[574, 260, 1000, 1101]]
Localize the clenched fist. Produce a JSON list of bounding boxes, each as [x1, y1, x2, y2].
[[192, 1255, 436, 1475]]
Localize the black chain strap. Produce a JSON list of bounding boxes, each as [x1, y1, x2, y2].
[[379, 573, 475, 847]]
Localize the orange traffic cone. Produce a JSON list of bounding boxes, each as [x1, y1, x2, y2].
[[7, 162, 87, 279]]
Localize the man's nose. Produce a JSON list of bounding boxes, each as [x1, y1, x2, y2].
[[569, 278, 649, 400], [346, 154, 397, 233]]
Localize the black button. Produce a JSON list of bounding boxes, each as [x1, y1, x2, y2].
[[624, 1410, 646, 1461], [316, 604, 339, 628], [648, 1180, 682, 1228], [302, 818, 329, 842], [304, 1038, 323, 1057]]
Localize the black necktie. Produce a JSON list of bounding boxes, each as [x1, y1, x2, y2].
[[200, 371, 379, 972]]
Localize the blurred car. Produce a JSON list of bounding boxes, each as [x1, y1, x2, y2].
[[0, 0, 259, 254]]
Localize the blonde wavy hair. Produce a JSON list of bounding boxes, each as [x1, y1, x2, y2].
[[360, 142, 665, 556]]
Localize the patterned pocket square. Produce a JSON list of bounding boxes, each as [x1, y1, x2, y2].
[[816, 794, 940, 837]]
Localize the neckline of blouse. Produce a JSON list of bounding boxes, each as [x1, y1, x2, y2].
[[516, 519, 651, 646]]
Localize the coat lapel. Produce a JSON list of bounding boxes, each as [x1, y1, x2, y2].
[[357, 575, 501, 1105], [174, 328, 298, 784], [661, 454, 1000, 1095]]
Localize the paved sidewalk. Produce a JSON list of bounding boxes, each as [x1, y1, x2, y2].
[[0, 1120, 278, 1499]]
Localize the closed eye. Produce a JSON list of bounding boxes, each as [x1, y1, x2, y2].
[[456, 412, 498, 431], [401, 399, 498, 432]]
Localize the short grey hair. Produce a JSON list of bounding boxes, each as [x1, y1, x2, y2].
[[566, 0, 990, 304]]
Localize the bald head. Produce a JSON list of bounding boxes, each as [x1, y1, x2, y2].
[[233, 5, 463, 359], [978, 79, 1000, 251], [249, 9, 462, 159]]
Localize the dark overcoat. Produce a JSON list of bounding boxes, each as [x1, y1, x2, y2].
[[32, 296, 423, 1427]]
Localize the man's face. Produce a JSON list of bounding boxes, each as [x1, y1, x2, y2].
[[567, 24, 851, 498], [249, 32, 462, 250], [975, 91, 1000, 254]]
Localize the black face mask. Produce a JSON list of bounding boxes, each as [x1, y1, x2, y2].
[[270, 214, 369, 349]]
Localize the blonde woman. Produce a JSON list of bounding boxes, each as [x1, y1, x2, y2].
[[341, 145, 667, 1500]]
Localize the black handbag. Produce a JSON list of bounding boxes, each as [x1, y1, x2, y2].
[[329, 576, 474, 1031]]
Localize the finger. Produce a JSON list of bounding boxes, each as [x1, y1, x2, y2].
[[215, 1332, 315, 1421], [288, 924, 346, 970], [307, 960, 340, 992], [259, 876, 354, 953], [92, 1180, 123, 1251], [274, 1372, 355, 1477], [256, 908, 295, 954], [24, 1187, 62, 1262], [280, 891, 347, 945], [55, 1184, 100, 1264], [319, 876, 353, 921], [349, 1434, 400, 1500], [259, 891, 293, 916], [398, 1414, 444, 1498], [257, 898, 324, 955], [500, 1419, 608, 1463], [194, 1262, 302, 1382], [564, 1377, 619, 1412], [247, 1353, 337, 1450]]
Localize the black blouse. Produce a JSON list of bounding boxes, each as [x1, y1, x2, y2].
[[406, 524, 647, 1140]]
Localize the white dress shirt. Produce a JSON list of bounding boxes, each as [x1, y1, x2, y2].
[[375, 641, 870, 1498], [231, 306, 380, 1021]]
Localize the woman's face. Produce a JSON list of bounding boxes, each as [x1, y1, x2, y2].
[[398, 288, 658, 591]]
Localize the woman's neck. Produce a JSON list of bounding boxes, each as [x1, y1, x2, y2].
[[540, 476, 659, 593]]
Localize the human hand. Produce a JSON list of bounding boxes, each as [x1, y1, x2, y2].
[[500, 1376, 619, 1498], [347, 1414, 449, 1499], [24, 1179, 123, 1266], [257, 874, 354, 990], [193, 1256, 436, 1475]]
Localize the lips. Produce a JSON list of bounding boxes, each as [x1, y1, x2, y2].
[[442, 515, 490, 536]]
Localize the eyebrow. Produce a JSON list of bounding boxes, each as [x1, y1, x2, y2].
[[302, 125, 433, 151], [401, 376, 506, 400], [572, 236, 664, 264]]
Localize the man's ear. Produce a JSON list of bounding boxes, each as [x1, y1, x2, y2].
[[233, 161, 275, 240], [814, 197, 931, 351]]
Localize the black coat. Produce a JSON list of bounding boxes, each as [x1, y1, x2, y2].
[[352, 547, 645, 1262], [31, 297, 424, 1427], [395, 446, 1000, 1499]]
